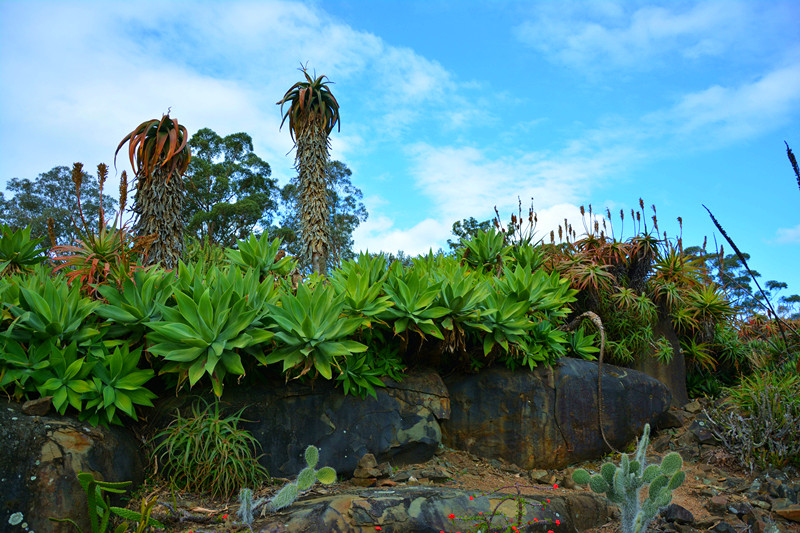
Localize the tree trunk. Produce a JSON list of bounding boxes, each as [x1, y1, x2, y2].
[[132, 168, 185, 269], [295, 110, 330, 275]]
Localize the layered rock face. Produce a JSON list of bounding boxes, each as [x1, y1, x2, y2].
[[2, 359, 671, 531], [442, 358, 672, 469], [1, 401, 144, 533]]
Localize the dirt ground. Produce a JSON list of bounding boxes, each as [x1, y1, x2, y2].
[[130, 438, 798, 532]]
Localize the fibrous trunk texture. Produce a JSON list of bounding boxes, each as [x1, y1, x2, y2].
[[296, 110, 330, 274], [132, 169, 185, 269]]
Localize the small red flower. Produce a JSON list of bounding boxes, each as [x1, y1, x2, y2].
[[546, 498, 550, 503], [469, 495, 474, 500], [553, 483, 559, 489], [556, 519, 561, 525], [534, 518, 539, 522], [375, 527, 382, 531], [548, 530, 555, 533], [449, 513, 456, 520], [222, 514, 228, 519]]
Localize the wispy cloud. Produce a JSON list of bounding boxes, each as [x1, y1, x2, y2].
[[513, 1, 789, 72], [775, 224, 800, 244], [0, 1, 464, 182], [656, 63, 800, 143]]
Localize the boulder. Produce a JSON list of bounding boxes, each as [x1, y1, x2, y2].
[[150, 368, 450, 479], [241, 486, 609, 532], [0, 400, 145, 533], [442, 358, 671, 469]]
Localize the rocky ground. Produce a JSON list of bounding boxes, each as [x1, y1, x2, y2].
[[134, 397, 799, 532]]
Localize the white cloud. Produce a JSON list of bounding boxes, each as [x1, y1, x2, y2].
[[406, 140, 637, 222], [514, 1, 774, 72], [0, 0, 470, 197], [651, 62, 800, 144], [775, 224, 800, 244], [353, 214, 452, 256]]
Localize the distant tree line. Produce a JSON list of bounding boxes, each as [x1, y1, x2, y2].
[[0, 127, 367, 271]]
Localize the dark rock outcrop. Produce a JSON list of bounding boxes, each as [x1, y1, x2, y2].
[[442, 358, 671, 469], [191, 368, 451, 478], [0, 400, 145, 533]]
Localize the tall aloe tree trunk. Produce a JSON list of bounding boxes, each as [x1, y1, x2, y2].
[[133, 168, 185, 269], [295, 109, 330, 274]]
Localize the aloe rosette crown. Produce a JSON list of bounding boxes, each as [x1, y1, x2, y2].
[[115, 113, 191, 269], [572, 424, 685, 533]]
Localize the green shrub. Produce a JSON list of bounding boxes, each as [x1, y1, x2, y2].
[[151, 398, 269, 498], [706, 371, 800, 471]]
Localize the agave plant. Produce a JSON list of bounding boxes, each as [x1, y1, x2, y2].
[[431, 260, 492, 353], [329, 252, 393, 325], [0, 338, 55, 400], [81, 344, 156, 426], [264, 283, 367, 381], [477, 292, 532, 357], [278, 66, 340, 274], [146, 276, 273, 396], [94, 268, 175, 344], [3, 272, 101, 348], [116, 113, 191, 269], [379, 264, 449, 342], [0, 224, 48, 277], [458, 228, 512, 274], [225, 233, 296, 280]]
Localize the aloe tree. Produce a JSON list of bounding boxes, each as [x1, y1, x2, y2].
[[277, 66, 341, 274], [115, 113, 191, 269]]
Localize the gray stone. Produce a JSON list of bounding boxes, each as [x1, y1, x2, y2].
[[0, 400, 145, 533], [244, 486, 609, 532], [688, 418, 718, 445], [663, 503, 695, 524], [442, 358, 671, 469], [710, 521, 739, 533]]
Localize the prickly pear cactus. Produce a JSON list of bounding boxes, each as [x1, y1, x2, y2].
[[572, 424, 685, 533], [267, 445, 337, 511]]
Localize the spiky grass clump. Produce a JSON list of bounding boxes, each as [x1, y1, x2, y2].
[[152, 398, 268, 498]]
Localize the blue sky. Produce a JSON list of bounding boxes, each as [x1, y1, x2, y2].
[[1, 0, 799, 297]]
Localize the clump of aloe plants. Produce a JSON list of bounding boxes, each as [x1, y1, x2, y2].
[[572, 424, 684, 533]]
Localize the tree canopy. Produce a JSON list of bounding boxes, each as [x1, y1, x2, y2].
[[0, 165, 117, 246], [183, 128, 279, 248]]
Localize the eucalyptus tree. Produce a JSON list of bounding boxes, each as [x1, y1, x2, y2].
[[277, 66, 341, 274], [0, 166, 117, 245], [183, 128, 279, 247], [115, 113, 191, 269]]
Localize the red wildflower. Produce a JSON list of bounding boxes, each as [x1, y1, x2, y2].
[[449, 513, 456, 520]]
